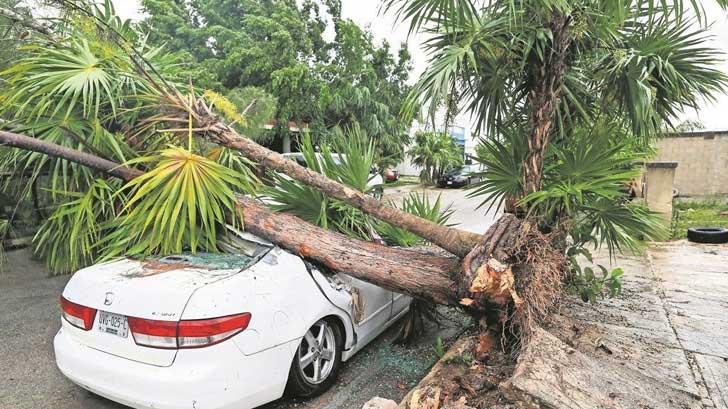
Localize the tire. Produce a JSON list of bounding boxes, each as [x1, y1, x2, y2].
[[285, 318, 343, 398], [687, 227, 728, 244]]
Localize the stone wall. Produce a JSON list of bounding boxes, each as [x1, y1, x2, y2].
[[655, 131, 728, 196]]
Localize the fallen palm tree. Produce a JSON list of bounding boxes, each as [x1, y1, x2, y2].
[[2, 2, 719, 406], [0, 126, 564, 346]]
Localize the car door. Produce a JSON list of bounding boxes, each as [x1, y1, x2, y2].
[[392, 292, 412, 317], [338, 273, 393, 346]]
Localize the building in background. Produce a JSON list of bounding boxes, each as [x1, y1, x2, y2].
[[655, 130, 728, 197]]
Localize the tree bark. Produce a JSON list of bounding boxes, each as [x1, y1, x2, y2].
[[522, 12, 571, 194], [0, 130, 144, 181], [238, 195, 461, 305], [0, 6, 54, 36]]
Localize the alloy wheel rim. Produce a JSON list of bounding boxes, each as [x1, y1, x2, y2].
[[298, 320, 336, 384]]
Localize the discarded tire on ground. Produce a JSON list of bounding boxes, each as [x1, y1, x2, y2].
[[687, 227, 728, 244]]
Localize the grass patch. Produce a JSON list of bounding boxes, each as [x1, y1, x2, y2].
[[672, 198, 728, 239], [384, 176, 420, 188]]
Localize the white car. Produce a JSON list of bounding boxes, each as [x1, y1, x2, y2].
[[54, 228, 411, 409]]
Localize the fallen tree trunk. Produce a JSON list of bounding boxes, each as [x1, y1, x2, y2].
[[0, 130, 143, 181], [0, 129, 489, 307], [238, 195, 461, 305], [0, 128, 563, 334]]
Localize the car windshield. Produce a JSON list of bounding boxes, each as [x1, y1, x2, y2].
[[463, 164, 481, 173], [218, 226, 273, 258], [444, 167, 464, 176]]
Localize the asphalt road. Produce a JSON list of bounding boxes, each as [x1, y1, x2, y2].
[[0, 186, 497, 409], [383, 184, 500, 234]]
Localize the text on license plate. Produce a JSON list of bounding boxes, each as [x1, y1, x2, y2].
[[98, 311, 129, 338]]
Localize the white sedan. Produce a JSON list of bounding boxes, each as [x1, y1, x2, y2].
[[54, 228, 411, 409]]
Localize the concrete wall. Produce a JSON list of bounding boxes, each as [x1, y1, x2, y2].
[[655, 131, 728, 197]]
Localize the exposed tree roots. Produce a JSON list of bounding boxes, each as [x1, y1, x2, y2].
[[459, 215, 566, 353], [398, 335, 517, 409]]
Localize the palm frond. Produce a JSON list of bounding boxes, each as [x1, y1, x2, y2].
[[33, 178, 118, 274], [579, 198, 668, 256], [100, 146, 254, 258], [2, 39, 120, 120], [599, 16, 727, 136], [262, 130, 377, 240], [468, 129, 527, 214], [327, 125, 379, 194], [380, 0, 479, 37], [376, 192, 455, 247]]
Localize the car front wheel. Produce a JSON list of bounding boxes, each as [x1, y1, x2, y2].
[[286, 318, 343, 398]]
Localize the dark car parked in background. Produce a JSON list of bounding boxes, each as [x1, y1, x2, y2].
[[437, 164, 484, 188]]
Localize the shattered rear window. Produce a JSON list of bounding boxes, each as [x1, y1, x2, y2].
[[151, 253, 253, 270]]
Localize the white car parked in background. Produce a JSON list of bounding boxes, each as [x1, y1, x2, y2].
[[54, 228, 411, 409]]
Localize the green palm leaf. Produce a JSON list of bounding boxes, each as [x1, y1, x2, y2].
[[376, 192, 455, 247], [100, 146, 255, 258], [33, 179, 119, 274], [2, 39, 118, 120]]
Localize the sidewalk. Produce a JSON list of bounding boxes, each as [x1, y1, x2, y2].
[[649, 242, 728, 409], [507, 241, 728, 409]]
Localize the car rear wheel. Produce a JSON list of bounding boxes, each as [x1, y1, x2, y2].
[[286, 319, 343, 398]]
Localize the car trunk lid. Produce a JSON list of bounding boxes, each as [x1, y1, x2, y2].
[[61, 253, 254, 366]]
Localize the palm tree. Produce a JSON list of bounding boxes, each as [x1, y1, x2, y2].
[[382, 0, 728, 305], [383, 0, 728, 195], [409, 131, 463, 182]]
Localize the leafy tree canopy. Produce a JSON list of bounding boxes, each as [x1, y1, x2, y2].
[[0, 0, 33, 70], [141, 0, 414, 163]]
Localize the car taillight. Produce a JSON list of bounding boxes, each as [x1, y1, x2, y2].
[[127, 317, 178, 349], [60, 296, 97, 331], [177, 314, 252, 348], [128, 313, 251, 349]]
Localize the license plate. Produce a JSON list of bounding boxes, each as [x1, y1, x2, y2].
[[447, 181, 452, 185], [97, 311, 129, 338]]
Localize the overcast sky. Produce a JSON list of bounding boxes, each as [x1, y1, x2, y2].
[[114, 0, 728, 131]]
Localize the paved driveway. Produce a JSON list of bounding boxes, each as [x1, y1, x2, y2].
[[0, 186, 492, 409], [383, 184, 501, 233]]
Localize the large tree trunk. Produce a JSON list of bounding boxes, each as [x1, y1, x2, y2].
[[239, 196, 461, 304], [522, 12, 571, 194]]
